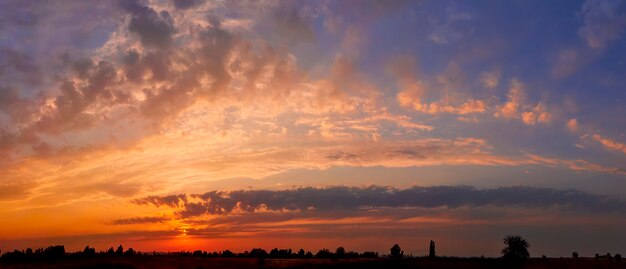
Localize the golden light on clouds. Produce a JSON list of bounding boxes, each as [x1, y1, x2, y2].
[[0, 0, 625, 257]]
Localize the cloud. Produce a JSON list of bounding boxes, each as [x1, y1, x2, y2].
[[551, 49, 586, 78], [133, 185, 626, 218], [393, 60, 487, 115], [172, 0, 204, 10], [480, 70, 500, 89], [495, 79, 525, 119], [110, 216, 169, 225], [578, 0, 626, 49], [495, 79, 553, 125], [566, 118, 580, 132], [591, 134, 626, 155], [520, 103, 552, 126], [120, 0, 176, 48], [271, 6, 316, 44]]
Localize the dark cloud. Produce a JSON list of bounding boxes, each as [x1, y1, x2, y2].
[[133, 185, 626, 218], [110, 216, 168, 225], [133, 194, 188, 207], [0, 47, 44, 86], [120, 0, 175, 48], [172, 0, 204, 10]]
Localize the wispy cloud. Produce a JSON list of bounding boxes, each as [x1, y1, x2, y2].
[[592, 134, 626, 155]]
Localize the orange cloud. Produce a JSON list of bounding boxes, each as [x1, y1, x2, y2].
[[592, 134, 626, 155]]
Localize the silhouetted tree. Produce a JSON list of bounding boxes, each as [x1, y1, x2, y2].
[[116, 245, 124, 255], [221, 250, 234, 258], [615, 253, 622, 262], [107, 247, 115, 255], [315, 249, 333, 259], [572, 251, 579, 259], [124, 248, 136, 256], [501, 235, 529, 261], [83, 245, 95, 256], [249, 248, 268, 258], [389, 244, 403, 259], [305, 251, 314, 258], [38, 245, 65, 259], [429, 240, 436, 258], [335, 246, 346, 258]]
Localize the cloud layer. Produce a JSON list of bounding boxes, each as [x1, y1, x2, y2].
[[133, 185, 626, 218]]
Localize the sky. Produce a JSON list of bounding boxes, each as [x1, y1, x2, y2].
[[0, 0, 625, 257]]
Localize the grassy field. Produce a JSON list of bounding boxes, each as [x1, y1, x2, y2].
[[1, 257, 624, 269]]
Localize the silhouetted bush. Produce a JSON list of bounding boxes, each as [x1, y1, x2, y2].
[[615, 253, 622, 262], [572, 251, 578, 259]]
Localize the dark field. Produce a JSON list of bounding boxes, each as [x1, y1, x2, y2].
[[1, 257, 625, 269]]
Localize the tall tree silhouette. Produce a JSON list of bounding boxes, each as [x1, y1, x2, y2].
[[389, 244, 403, 259], [429, 240, 436, 258], [501, 235, 529, 261]]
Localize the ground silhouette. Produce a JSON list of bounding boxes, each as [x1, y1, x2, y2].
[[1, 237, 624, 269]]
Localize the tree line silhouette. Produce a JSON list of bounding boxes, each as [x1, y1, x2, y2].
[[1, 235, 622, 264]]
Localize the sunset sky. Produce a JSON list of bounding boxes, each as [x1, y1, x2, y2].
[[1, 0, 626, 257]]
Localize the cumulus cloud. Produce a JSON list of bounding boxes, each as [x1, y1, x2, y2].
[[393, 60, 487, 116], [120, 0, 176, 48], [495, 79, 553, 125], [133, 185, 626, 218], [495, 79, 524, 119], [521, 103, 552, 126]]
